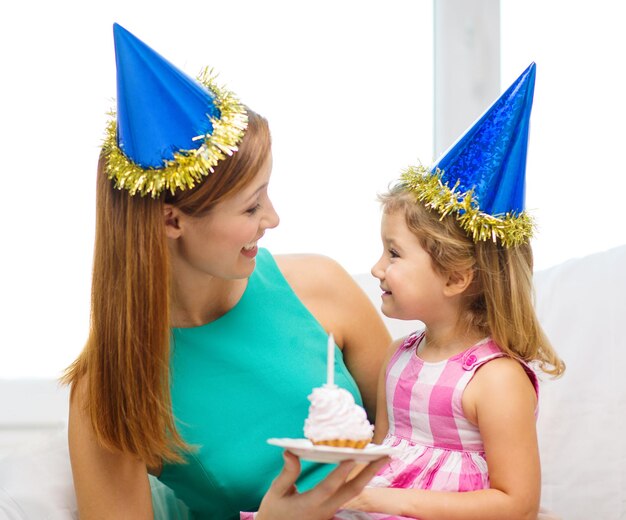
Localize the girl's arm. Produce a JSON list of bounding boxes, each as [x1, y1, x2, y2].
[[276, 254, 391, 419], [68, 379, 154, 519], [345, 357, 540, 520]]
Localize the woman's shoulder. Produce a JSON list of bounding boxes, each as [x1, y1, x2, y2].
[[272, 253, 383, 342], [273, 252, 346, 275], [274, 253, 354, 296]]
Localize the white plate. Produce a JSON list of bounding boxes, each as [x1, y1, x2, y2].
[[267, 438, 396, 463]]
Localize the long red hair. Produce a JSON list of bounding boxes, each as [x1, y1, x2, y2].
[[63, 110, 271, 466]]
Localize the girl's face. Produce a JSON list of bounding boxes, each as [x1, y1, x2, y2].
[[371, 210, 448, 322], [171, 151, 280, 280]]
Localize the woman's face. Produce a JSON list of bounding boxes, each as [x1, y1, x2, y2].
[[169, 151, 279, 280]]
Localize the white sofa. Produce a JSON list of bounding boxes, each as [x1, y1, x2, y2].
[[1, 244, 625, 519]]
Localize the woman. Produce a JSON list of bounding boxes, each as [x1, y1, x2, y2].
[[64, 24, 390, 519]]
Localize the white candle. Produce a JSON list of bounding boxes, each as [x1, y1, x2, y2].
[[327, 332, 335, 387]]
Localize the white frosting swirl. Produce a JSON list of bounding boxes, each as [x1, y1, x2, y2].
[[303, 385, 374, 441]]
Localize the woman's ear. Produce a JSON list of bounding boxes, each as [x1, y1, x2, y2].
[[443, 268, 474, 297], [164, 204, 183, 239]]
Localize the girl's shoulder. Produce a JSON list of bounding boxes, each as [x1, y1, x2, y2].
[[456, 338, 505, 369], [465, 339, 539, 395], [463, 354, 539, 428], [472, 355, 532, 382], [462, 339, 540, 424], [464, 355, 539, 418]]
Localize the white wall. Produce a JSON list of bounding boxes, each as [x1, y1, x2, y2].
[[0, 1, 433, 378], [501, 0, 626, 271]]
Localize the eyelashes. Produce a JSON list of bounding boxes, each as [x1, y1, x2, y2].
[[246, 203, 262, 215]]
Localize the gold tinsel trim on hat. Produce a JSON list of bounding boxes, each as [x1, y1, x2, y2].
[[400, 165, 534, 247], [102, 68, 248, 197]]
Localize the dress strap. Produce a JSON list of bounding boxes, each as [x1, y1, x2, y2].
[[402, 330, 425, 351], [459, 340, 504, 371], [387, 330, 425, 366], [461, 339, 539, 399]]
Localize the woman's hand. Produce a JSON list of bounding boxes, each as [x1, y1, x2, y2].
[[255, 451, 389, 520]]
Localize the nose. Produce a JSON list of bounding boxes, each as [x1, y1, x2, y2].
[[371, 256, 384, 280], [263, 201, 280, 230]]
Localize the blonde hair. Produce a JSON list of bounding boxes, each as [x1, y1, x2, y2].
[[380, 185, 565, 377], [62, 110, 271, 467]]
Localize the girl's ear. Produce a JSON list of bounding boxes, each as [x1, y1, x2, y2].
[[443, 268, 474, 297], [164, 204, 183, 239]]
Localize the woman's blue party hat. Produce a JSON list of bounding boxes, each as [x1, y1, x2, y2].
[[103, 23, 248, 197], [402, 63, 537, 246]]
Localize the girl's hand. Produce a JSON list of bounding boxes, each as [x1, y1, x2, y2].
[[342, 488, 370, 511], [255, 451, 389, 520]]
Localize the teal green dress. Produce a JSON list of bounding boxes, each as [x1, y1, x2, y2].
[[158, 248, 364, 519]]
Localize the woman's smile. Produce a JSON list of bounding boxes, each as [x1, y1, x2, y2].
[[241, 243, 259, 258]]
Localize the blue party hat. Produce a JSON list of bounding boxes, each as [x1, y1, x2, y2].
[[102, 23, 248, 197], [402, 63, 537, 246]]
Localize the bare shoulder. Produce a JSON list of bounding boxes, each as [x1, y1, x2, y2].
[[273, 252, 380, 328], [273, 253, 370, 332], [274, 253, 353, 295], [68, 376, 87, 415], [464, 356, 537, 424], [473, 357, 536, 391]]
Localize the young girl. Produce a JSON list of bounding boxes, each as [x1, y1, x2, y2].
[[339, 63, 565, 520]]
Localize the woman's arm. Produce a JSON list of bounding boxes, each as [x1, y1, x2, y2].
[[68, 379, 154, 519], [372, 338, 405, 444], [347, 338, 399, 481], [344, 357, 540, 520], [276, 254, 391, 419]]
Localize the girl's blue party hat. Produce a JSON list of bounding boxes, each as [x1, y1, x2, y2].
[[402, 63, 537, 246], [103, 23, 248, 197]]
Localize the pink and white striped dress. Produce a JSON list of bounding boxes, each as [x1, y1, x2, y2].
[[370, 331, 539, 491], [333, 331, 538, 520], [370, 332, 538, 491]]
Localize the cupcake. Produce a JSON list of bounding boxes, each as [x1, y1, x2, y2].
[[303, 384, 374, 449]]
